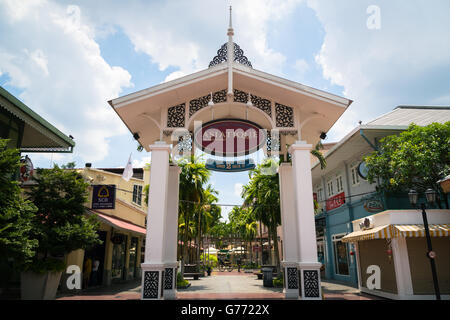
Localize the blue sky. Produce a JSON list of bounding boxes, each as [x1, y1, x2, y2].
[[1, 0, 450, 220]]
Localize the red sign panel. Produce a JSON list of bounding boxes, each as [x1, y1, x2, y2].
[[326, 192, 345, 211], [194, 119, 266, 157]]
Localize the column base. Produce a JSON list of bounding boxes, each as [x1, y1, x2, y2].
[[299, 262, 322, 300], [282, 262, 300, 300], [163, 263, 178, 300], [141, 263, 165, 300]]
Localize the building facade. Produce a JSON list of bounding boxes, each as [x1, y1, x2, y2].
[[62, 165, 149, 290], [312, 106, 450, 287]]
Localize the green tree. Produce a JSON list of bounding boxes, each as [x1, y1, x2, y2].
[[178, 155, 211, 268], [0, 140, 38, 275], [242, 159, 281, 272], [26, 165, 101, 272], [365, 123, 450, 206]]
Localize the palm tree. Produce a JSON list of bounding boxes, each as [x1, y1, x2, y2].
[[242, 158, 282, 271], [178, 155, 210, 271]]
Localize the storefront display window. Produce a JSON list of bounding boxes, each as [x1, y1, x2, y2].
[[111, 234, 127, 280], [128, 237, 138, 279], [333, 234, 350, 276]]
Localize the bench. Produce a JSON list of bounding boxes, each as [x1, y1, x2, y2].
[[183, 264, 202, 280]]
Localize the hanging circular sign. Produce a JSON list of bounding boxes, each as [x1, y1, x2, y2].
[[358, 161, 369, 180], [20, 155, 34, 182], [194, 119, 266, 157]]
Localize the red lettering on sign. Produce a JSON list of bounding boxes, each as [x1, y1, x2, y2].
[[326, 192, 346, 211]]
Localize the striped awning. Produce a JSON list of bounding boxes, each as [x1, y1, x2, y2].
[[342, 225, 394, 243], [394, 224, 450, 238], [342, 224, 449, 243]]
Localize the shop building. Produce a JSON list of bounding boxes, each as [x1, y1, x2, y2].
[[342, 210, 449, 300], [62, 165, 149, 290], [311, 106, 450, 287]]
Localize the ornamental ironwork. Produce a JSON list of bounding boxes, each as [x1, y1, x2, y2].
[[208, 43, 252, 68], [143, 271, 159, 299], [303, 270, 320, 298], [167, 103, 186, 128], [275, 103, 294, 127]]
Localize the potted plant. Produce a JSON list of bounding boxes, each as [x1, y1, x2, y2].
[[21, 165, 101, 300]]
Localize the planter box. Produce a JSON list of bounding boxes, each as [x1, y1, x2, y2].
[[21, 271, 62, 300]]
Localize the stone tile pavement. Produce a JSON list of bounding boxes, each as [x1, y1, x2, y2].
[[56, 273, 382, 300]]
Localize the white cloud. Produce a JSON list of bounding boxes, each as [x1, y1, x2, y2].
[[0, 1, 132, 162], [294, 59, 309, 77], [307, 0, 450, 140]]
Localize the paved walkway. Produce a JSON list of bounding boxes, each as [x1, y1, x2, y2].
[[57, 273, 381, 300]]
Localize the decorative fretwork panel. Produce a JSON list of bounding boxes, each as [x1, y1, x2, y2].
[[167, 103, 186, 128], [303, 270, 320, 298], [189, 94, 210, 117], [275, 103, 294, 127], [266, 131, 280, 153], [213, 89, 227, 104], [164, 268, 174, 290], [251, 95, 272, 117], [233, 89, 248, 103], [189, 90, 227, 117], [143, 271, 159, 299], [177, 131, 193, 152], [209, 43, 252, 68], [287, 268, 299, 289]]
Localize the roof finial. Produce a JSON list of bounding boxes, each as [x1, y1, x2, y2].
[[227, 5, 234, 36]]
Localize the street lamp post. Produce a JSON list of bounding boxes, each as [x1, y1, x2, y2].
[[408, 189, 441, 300]]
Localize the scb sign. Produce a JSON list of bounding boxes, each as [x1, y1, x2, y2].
[[92, 185, 116, 209], [194, 119, 266, 157]]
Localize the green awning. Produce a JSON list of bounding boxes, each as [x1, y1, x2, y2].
[[0, 86, 75, 153]]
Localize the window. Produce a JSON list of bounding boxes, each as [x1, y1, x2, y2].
[[332, 234, 350, 276], [327, 180, 334, 197], [351, 165, 360, 186], [132, 185, 143, 206], [317, 188, 324, 202], [336, 175, 344, 193]]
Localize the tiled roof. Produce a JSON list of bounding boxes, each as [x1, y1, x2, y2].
[[368, 106, 450, 127]]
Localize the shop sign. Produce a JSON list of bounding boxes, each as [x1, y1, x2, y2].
[[363, 199, 384, 213], [205, 158, 255, 172], [92, 185, 116, 209], [20, 155, 34, 182], [326, 192, 345, 211], [194, 119, 266, 157]]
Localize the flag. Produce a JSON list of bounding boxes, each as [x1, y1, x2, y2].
[[122, 153, 133, 181]]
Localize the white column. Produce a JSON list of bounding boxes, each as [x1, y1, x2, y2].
[[391, 237, 414, 299], [279, 163, 300, 299], [141, 142, 170, 300], [289, 141, 322, 300], [163, 165, 181, 300]]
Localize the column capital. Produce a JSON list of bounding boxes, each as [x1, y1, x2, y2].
[[288, 141, 313, 153], [149, 141, 171, 152]]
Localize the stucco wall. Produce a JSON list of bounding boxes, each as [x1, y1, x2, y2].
[[358, 239, 398, 294], [407, 237, 450, 295]]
